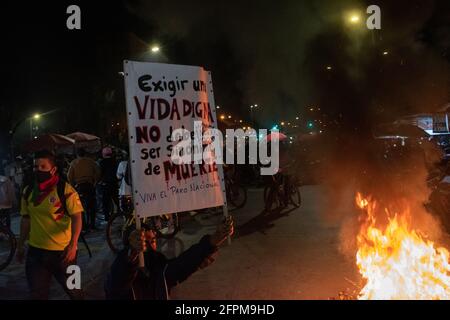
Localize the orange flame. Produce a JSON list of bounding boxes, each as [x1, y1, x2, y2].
[[355, 192, 450, 299]]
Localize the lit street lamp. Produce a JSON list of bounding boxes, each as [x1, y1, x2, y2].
[[349, 14, 360, 24], [30, 113, 41, 139], [8, 112, 42, 158], [345, 9, 362, 26]]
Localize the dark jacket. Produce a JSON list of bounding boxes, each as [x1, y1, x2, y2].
[[104, 235, 218, 300], [98, 158, 118, 185]]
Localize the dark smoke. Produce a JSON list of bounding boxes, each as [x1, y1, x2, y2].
[[126, 0, 449, 126], [126, 0, 450, 259]]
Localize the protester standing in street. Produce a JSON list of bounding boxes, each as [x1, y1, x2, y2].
[[96, 147, 118, 222], [17, 150, 84, 300], [116, 154, 132, 214], [4, 156, 24, 210], [68, 148, 101, 231], [0, 173, 16, 229], [105, 216, 234, 300]]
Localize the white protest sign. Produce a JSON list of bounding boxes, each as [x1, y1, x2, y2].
[[123, 61, 226, 218]]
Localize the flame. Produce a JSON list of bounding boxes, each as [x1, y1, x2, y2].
[[355, 192, 450, 300]]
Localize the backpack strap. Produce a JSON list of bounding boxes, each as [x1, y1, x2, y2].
[[23, 184, 33, 205], [22, 179, 70, 217], [124, 160, 132, 186], [57, 178, 69, 217]]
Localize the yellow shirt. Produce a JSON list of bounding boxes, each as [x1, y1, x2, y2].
[[20, 182, 84, 251]]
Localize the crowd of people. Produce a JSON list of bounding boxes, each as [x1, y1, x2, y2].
[[0, 147, 234, 300], [1, 146, 133, 233]]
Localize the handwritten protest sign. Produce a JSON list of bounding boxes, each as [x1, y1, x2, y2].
[[123, 61, 226, 218]]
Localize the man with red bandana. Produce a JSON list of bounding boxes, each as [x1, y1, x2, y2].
[[16, 150, 84, 300]]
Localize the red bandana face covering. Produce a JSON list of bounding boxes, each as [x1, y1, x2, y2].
[[32, 175, 59, 206]]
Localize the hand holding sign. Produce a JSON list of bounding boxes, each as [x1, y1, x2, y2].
[[129, 228, 158, 256], [210, 216, 234, 247]]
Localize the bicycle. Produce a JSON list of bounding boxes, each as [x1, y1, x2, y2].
[[225, 175, 247, 209], [263, 172, 301, 212], [0, 221, 16, 272], [224, 165, 247, 209], [106, 196, 181, 254]]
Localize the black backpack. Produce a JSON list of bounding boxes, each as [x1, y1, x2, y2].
[[23, 178, 69, 216]]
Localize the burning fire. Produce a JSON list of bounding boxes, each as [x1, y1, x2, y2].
[[355, 192, 450, 300]]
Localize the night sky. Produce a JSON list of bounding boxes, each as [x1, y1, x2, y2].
[[0, 0, 449, 157]]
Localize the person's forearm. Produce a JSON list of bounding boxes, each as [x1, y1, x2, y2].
[[70, 213, 82, 246], [18, 217, 30, 247]]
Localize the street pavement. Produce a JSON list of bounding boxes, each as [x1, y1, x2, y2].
[[0, 185, 361, 300]]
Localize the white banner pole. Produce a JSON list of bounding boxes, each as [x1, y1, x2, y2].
[[220, 166, 231, 245], [123, 60, 145, 268], [223, 203, 231, 245], [135, 213, 145, 268]]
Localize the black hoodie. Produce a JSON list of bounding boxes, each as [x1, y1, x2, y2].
[[105, 235, 218, 300]]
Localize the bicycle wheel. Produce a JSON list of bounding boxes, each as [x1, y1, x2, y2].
[[264, 187, 281, 212], [0, 225, 16, 272], [106, 213, 129, 254], [154, 214, 180, 239], [289, 185, 302, 208], [263, 186, 270, 203], [228, 183, 247, 208]]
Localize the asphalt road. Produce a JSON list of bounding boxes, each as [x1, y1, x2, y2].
[[0, 185, 361, 300]]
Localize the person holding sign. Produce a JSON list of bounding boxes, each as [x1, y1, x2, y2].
[[104, 216, 234, 300]]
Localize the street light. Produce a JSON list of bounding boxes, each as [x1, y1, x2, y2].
[[349, 14, 360, 24], [9, 108, 60, 158], [30, 113, 41, 139], [151, 45, 160, 53], [345, 9, 362, 26]]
